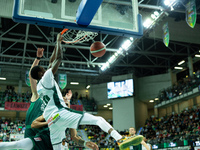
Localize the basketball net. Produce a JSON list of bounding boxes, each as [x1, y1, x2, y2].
[[61, 29, 98, 44]]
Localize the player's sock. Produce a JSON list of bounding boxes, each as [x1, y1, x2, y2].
[[110, 129, 122, 141], [0, 138, 33, 150]]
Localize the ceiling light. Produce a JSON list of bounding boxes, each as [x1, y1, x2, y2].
[[86, 85, 90, 89], [105, 62, 110, 67], [154, 11, 159, 16], [164, 0, 170, 6], [108, 55, 116, 63], [155, 98, 159, 100], [101, 66, 105, 71], [70, 82, 79, 85], [0, 77, 6, 80], [195, 54, 200, 57], [130, 37, 134, 41], [143, 18, 153, 28], [109, 107, 113, 110], [174, 66, 183, 70], [164, 0, 176, 6], [117, 48, 123, 54], [151, 14, 156, 19], [178, 60, 185, 65], [121, 40, 132, 50], [103, 105, 108, 108], [149, 100, 154, 103], [107, 104, 111, 106]]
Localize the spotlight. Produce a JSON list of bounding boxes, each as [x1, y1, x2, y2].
[[143, 18, 153, 28], [178, 60, 185, 65], [164, 0, 170, 6], [174, 67, 183, 70]]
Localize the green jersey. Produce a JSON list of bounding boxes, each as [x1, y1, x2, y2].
[[25, 98, 45, 138]]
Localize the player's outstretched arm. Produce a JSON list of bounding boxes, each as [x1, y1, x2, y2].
[[31, 115, 48, 128], [51, 33, 63, 75], [29, 48, 44, 102], [48, 45, 56, 69], [69, 128, 99, 150], [141, 140, 150, 150]]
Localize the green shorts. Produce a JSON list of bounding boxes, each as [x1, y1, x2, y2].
[[24, 126, 43, 138], [29, 128, 53, 150]]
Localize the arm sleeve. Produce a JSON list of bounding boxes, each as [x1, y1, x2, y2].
[[40, 68, 55, 89]]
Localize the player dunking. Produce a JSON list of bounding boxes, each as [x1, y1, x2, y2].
[[32, 88, 98, 149], [0, 37, 98, 150], [30, 33, 144, 150]]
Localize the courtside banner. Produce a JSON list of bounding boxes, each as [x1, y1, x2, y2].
[[58, 74, 67, 90], [25, 70, 31, 87], [186, 0, 196, 28], [163, 22, 169, 47], [5, 102, 30, 111], [70, 105, 83, 111]]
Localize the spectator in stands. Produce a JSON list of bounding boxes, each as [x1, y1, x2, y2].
[[140, 106, 200, 146]]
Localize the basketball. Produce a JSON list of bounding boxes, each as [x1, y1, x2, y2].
[[90, 41, 106, 57]]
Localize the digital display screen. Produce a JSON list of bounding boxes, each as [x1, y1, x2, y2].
[[107, 79, 134, 99]]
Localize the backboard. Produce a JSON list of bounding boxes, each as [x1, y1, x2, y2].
[[13, 0, 143, 37]]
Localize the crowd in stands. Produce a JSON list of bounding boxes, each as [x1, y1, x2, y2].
[[83, 125, 117, 149], [140, 106, 200, 147], [63, 125, 119, 149], [0, 118, 26, 142], [0, 85, 97, 112], [0, 85, 31, 107], [1, 106, 200, 148], [158, 74, 200, 104]]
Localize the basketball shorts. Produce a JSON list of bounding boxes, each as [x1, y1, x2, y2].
[[24, 126, 45, 138], [29, 128, 53, 150], [46, 108, 84, 146]]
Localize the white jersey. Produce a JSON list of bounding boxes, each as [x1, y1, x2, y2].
[[37, 68, 67, 120]]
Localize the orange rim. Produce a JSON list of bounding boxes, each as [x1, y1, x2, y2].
[[61, 28, 69, 35]]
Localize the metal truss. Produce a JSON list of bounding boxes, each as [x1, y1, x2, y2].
[[0, 23, 110, 76], [0, 22, 198, 78], [0, 0, 200, 79]]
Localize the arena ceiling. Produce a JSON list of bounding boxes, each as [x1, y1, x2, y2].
[[0, 0, 200, 86]]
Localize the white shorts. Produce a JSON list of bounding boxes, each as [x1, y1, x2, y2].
[[47, 108, 84, 145]]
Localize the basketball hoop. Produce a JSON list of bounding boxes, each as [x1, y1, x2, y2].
[[61, 29, 98, 44]]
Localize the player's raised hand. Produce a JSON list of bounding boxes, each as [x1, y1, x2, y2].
[[37, 48, 44, 58], [86, 141, 99, 150]]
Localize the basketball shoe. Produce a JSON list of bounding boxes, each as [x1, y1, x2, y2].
[[118, 135, 144, 150]]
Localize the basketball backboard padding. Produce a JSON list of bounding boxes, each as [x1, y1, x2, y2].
[[76, 0, 103, 26], [12, 0, 143, 37]]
